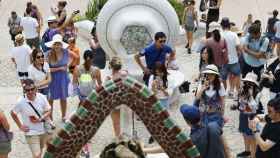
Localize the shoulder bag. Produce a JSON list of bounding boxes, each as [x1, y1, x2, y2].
[[27, 102, 55, 134]]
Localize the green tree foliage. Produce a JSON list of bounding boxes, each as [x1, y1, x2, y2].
[[85, 0, 184, 24]]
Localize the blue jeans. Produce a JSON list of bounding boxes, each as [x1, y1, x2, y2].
[[202, 112, 224, 128]]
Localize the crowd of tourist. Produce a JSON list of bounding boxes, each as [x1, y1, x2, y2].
[[1, 0, 280, 158]]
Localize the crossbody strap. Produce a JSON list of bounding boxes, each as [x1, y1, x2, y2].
[[27, 102, 42, 119]]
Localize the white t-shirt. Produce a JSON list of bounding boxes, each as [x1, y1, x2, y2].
[[274, 21, 280, 38], [28, 62, 50, 89], [12, 93, 51, 136], [20, 16, 39, 39], [198, 83, 226, 98], [222, 30, 240, 64], [10, 44, 32, 72]]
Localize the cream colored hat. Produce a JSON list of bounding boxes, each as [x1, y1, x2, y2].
[[15, 34, 24, 42], [202, 64, 220, 75], [242, 72, 259, 86], [45, 34, 68, 48], [208, 22, 221, 32]]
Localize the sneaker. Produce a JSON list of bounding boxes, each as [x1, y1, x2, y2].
[[237, 151, 251, 157]]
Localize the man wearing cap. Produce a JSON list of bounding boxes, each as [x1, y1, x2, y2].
[[41, 11, 79, 53], [180, 104, 226, 158], [10, 34, 32, 84], [242, 23, 269, 80], [220, 17, 242, 98], [19, 7, 40, 49], [8, 11, 21, 46]]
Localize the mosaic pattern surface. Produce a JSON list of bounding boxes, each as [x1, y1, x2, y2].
[[120, 25, 152, 55], [43, 77, 200, 158]]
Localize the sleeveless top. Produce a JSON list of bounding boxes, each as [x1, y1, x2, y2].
[[185, 9, 195, 27], [78, 65, 98, 96]]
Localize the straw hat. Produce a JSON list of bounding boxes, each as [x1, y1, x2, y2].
[[202, 64, 220, 75], [15, 34, 24, 42], [45, 34, 68, 48], [208, 22, 221, 32], [242, 72, 259, 86]]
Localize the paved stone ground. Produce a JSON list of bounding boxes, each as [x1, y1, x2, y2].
[[1, 0, 279, 157]]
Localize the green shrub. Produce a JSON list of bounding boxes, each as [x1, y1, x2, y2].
[[85, 0, 184, 24]]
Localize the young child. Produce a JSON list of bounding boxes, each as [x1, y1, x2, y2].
[[148, 63, 170, 109], [237, 72, 261, 158]]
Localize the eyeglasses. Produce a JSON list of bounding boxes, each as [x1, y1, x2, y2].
[[36, 55, 44, 59], [24, 87, 35, 92], [159, 40, 166, 43]]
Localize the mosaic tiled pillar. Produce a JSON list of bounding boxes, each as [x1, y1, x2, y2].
[[43, 77, 201, 158]]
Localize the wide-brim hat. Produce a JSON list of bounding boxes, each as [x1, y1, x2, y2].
[[208, 22, 221, 32], [242, 72, 259, 86], [45, 34, 68, 49], [202, 64, 220, 75]]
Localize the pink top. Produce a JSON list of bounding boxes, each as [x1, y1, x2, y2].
[[206, 38, 229, 66]]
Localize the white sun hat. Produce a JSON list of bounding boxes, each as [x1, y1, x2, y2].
[[208, 22, 221, 32], [202, 64, 220, 75], [242, 72, 259, 86], [45, 34, 68, 49]]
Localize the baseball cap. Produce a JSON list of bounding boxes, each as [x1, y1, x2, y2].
[[180, 104, 200, 123], [47, 16, 57, 23], [220, 17, 230, 28]]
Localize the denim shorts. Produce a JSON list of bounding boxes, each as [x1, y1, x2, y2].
[[274, 36, 280, 43], [220, 63, 241, 80]]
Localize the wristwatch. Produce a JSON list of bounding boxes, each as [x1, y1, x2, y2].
[[253, 129, 260, 134]]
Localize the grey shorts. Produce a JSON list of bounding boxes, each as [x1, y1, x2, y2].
[[184, 25, 195, 32]]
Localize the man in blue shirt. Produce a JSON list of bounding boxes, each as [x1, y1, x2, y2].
[[134, 32, 176, 85], [242, 23, 269, 80]]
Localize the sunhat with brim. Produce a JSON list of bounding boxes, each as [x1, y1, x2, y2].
[[180, 104, 200, 122], [15, 34, 24, 42], [45, 34, 68, 49], [202, 64, 220, 75], [47, 16, 57, 23], [208, 22, 221, 32], [242, 72, 259, 86]]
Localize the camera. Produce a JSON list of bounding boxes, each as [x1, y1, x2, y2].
[[179, 81, 191, 94]]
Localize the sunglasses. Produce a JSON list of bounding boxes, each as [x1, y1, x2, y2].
[[158, 40, 166, 43], [36, 55, 44, 59], [24, 87, 36, 92]]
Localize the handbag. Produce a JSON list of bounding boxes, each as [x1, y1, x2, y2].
[[27, 102, 55, 134], [0, 125, 13, 142]]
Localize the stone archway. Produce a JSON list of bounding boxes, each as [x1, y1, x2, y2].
[[43, 77, 200, 158]]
